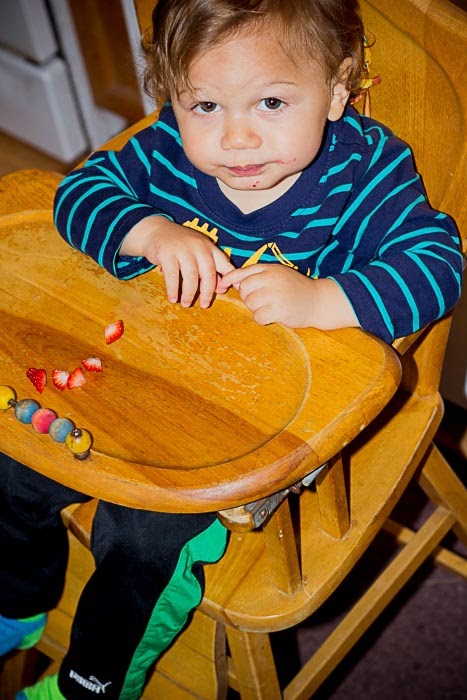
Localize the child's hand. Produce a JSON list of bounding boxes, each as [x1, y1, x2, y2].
[[219, 264, 359, 330], [121, 217, 234, 308]]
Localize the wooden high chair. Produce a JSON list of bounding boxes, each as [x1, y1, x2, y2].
[[1, 0, 466, 698]]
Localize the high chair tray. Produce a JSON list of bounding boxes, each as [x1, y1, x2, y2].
[[0, 170, 401, 512]]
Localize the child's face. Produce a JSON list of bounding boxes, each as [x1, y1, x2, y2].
[[172, 29, 349, 208]]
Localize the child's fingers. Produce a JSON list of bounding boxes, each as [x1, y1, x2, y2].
[[198, 249, 235, 307], [213, 247, 236, 276], [163, 243, 236, 308], [179, 255, 204, 307], [197, 258, 219, 308], [160, 255, 181, 303], [218, 265, 261, 290]]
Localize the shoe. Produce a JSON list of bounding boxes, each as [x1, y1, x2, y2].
[[0, 613, 47, 656], [16, 674, 65, 700]]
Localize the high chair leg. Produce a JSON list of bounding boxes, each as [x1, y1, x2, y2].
[[226, 627, 282, 700], [282, 506, 456, 700], [315, 453, 350, 539], [418, 442, 467, 547]]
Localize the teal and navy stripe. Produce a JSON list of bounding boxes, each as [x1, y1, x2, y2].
[[54, 104, 463, 343]]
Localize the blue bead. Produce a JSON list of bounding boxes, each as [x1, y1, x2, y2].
[[49, 417, 75, 443], [14, 399, 40, 424]]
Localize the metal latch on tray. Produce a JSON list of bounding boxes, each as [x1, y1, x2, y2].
[[217, 463, 327, 531]]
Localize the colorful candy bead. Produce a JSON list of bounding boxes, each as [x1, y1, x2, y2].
[[49, 417, 75, 443], [1, 384, 92, 460], [0, 385, 16, 410], [14, 399, 41, 424], [66, 428, 93, 460], [31, 408, 58, 434]]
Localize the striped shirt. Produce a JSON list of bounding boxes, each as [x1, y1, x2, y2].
[[54, 104, 463, 343]]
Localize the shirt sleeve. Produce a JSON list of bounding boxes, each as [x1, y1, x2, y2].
[[53, 124, 171, 279], [328, 136, 464, 343]]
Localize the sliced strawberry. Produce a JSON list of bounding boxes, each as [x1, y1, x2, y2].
[[26, 368, 47, 393], [52, 369, 70, 391], [105, 320, 124, 345], [81, 357, 102, 372], [67, 367, 87, 390]]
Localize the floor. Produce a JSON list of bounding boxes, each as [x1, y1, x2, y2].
[[1, 130, 466, 699], [280, 471, 467, 700], [0, 131, 76, 179]]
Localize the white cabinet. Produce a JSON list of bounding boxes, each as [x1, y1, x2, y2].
[[0, 0, 126, 163], [0, 0, 57, 63], [0, 45, 87, 162]]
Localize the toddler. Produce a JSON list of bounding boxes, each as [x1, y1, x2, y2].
[[1, 1, 462, 698]]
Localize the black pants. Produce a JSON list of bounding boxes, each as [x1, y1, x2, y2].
[[0, 456, 228, 699]]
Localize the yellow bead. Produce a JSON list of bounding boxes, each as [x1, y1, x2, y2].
[[0, 385, 16, 411], [65, 427, 93, 459]]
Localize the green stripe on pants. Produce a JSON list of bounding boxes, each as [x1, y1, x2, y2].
[[120, 518, 228, 699]]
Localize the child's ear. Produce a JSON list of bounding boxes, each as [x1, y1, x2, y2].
[[328, 57, 353, 121]]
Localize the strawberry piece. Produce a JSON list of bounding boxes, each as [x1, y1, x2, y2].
[[67, 367, 87, 390], [52, 369, 70, 391], [105, 320, 124, 345], [81, 357, 102, 372], [26, 368, 47, 394]]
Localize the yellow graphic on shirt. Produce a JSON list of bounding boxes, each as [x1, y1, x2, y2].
[[183, 217, 218, 243], [243, 242, 299, 270], [182, 218, 313, 275], [243, 243, 313, 276]]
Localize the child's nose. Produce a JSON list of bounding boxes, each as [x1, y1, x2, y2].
[[221, 117, 262, 150]]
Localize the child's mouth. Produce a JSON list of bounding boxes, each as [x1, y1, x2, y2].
[[228, 164, 264, 177]]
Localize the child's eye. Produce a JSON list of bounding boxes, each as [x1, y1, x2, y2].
[[258, 97, 285, 111], [193, 101, 220, 114]]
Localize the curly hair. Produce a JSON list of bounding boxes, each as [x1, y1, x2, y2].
[[143, 0, 365, 108]]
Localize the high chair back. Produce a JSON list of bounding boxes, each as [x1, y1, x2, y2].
[[1, 1, 466, 698], [363, 0, 467, 244]]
